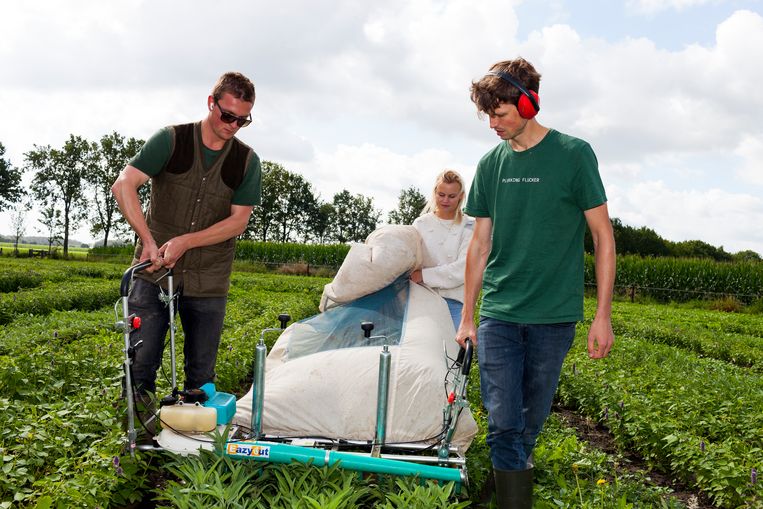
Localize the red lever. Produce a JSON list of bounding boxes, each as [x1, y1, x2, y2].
[[131, 316, 142, 330], [448, 392, 455, 404]]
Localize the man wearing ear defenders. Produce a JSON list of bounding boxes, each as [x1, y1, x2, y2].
[[456, 57, 616, 508], [111, 72, 261, 434]]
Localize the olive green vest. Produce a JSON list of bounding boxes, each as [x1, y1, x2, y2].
[[134, 122, 252, 296]]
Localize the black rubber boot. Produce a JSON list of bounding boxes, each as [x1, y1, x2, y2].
[[494, 466, 533, 509]]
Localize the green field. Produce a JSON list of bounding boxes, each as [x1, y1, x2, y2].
[[0, 257, 761, 507], [0, 242, 90, 260]]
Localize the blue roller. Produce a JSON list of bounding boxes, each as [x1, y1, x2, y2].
[[224, 441, 464, 486]]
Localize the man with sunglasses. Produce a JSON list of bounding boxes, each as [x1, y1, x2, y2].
[[111, 72, 261, 437]]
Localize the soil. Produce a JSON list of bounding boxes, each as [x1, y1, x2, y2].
[[553, 405, 718, 509]]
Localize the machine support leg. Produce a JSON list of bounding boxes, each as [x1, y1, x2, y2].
[[372, 343, 391, 457], [251, 339, 267, 440]]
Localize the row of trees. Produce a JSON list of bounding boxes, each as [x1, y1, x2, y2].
[[1, 135, 143, 255], [248, 162, 427, 244], [584, 218, 761, 262], [2, 134, 759, 261], [0, 135, 426, 254]]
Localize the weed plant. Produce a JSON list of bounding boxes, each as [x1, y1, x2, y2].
[[533, 415, 686, 509]]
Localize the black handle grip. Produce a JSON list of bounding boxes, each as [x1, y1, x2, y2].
[[120, 260, 153, 297], [455, 338, 466, 364], [361, 321, 374, 338], [278, 313, 291, 329], [456, 338, 473, 377]]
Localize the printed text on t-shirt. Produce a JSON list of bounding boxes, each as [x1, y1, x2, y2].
[[501, 177, 541, 183]]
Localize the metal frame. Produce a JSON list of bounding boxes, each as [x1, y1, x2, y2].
[[116, 261, 177, 456], [116, 262, 474, 488], [237, 319, 474, 488]]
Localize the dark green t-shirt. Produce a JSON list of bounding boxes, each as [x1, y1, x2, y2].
[[464, 129, 606, 324], [129, 127, 261, 206]]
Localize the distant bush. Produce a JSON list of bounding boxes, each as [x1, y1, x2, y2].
[[235, 240, 349, 268], [90, 245, 134, 256], [89, 241, 350, 269]]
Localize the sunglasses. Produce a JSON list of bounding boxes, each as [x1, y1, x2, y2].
[[214, 98, 252, 128]]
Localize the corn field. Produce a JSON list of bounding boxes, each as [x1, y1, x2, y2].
[[586, 254, 763, 303]]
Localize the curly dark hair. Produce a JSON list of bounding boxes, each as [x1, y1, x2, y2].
[[470, 57, 541, 116]]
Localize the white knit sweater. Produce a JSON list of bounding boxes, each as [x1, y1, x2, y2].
[[412, 212, 475, 303]]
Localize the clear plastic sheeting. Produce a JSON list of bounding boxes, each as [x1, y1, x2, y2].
[[285, 276, 410, 361]]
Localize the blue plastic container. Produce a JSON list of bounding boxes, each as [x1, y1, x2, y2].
[[200, 383, 237, 425]]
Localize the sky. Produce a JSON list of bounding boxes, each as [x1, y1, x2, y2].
[[1, 0, 762, 254]]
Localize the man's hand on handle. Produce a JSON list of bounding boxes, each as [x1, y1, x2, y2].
[[158, 235, 192, 269], [138, 240, 163, 273], [455, 320, 477, 348]]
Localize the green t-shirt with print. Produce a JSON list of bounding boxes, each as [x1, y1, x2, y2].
[[129, 127, 261, 206], [464, 129, 606, 324]]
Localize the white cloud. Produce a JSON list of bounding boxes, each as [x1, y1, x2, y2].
[[1, 1, 762, 256], [0, 88, 199, 165], [528, 9, 763, 169], [288, 0, 526, 140], [609, 181, 763, 253], [294, 143, 474, 214], [626, 0, 717, 14], [735, 134, 763, 186], [600, 161, 643, 182]]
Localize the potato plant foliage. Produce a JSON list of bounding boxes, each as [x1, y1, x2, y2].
[[3, 257, 757, 507]]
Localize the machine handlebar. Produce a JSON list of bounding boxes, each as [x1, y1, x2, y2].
[[119, 260, 153, 297], [455, 338, 473, 377]]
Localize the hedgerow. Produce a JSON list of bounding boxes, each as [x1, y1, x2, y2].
[[0, 279, 119, 325]]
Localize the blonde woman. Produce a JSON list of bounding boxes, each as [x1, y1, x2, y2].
[[411, 169, 474, 330]]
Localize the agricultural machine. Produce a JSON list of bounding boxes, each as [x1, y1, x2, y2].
[[115, 261, 474, 489]]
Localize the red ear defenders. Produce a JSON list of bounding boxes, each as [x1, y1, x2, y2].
[[486, 70, 540, 119]]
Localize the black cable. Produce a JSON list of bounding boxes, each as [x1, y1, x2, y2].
[[127, 366, 155, 438]]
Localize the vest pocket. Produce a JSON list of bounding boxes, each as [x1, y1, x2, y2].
[[195, 242, 236, 294]]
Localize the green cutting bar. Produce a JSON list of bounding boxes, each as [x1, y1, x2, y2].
[[224, 441, 464, 486]]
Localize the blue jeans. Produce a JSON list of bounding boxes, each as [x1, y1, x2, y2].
[[477, 317, 576, 470], [444, 298, 463, 331], [127, 278, 228, 394]]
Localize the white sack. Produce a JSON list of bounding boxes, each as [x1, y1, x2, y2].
[[319, 225, 422, 311], [234, 282, 478, 451], [234, 224, 477, 452]]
